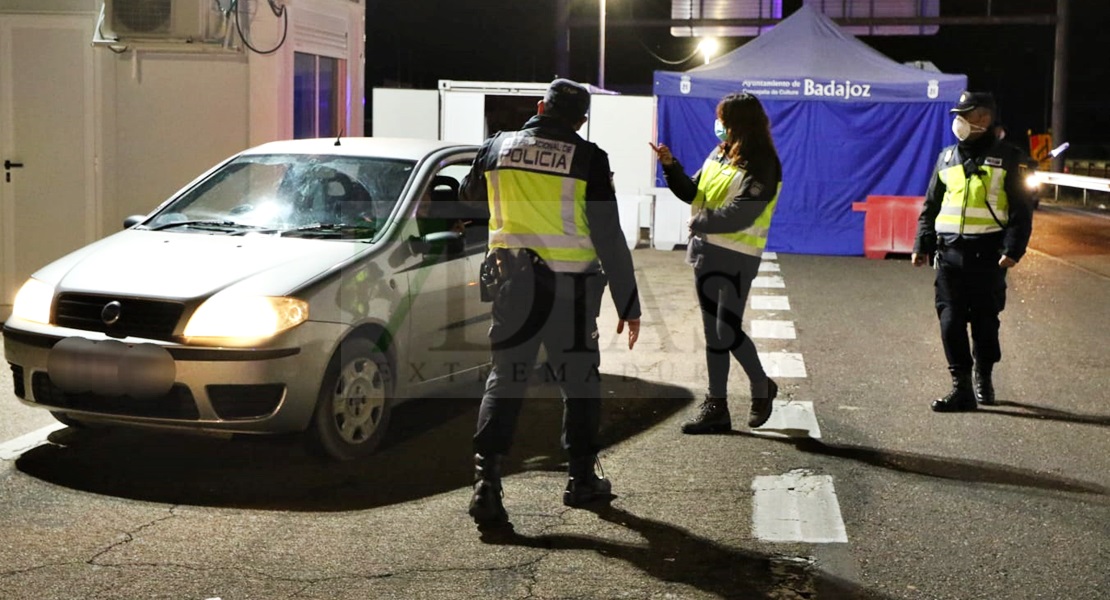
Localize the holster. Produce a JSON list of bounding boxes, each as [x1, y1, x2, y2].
[[479, 253, 501, 303], [479, 248, 535, 302]]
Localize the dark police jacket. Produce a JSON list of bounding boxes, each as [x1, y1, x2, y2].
[[914, 134, 1033, 261], [460, 114, 641, 321]]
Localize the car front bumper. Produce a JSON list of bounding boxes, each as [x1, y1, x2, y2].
[[2, 318, 343, 435]]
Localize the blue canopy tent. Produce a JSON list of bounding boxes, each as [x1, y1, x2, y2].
[[653, 5, 967, 255]]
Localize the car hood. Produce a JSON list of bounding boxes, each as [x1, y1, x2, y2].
[[36, 230, 369, 299]]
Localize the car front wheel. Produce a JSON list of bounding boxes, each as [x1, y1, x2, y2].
[[307, 337, 393, 461]]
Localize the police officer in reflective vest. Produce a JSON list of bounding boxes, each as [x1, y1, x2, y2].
[[651, 92, 782, 434], [913, 91, 1033, 412], [460, 79, 642, 528]]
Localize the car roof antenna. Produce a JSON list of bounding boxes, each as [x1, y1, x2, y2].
[[334, 128, 344, 146]]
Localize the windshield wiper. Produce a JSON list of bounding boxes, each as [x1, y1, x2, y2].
[[279, 223, 377, 238], [148, 219, 254, 231]]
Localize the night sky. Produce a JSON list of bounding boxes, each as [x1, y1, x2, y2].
[[365, 0, 1107, 157]]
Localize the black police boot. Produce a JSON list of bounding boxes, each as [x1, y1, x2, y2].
[[680, 396, 731, 434], [749, 378, 778, 428], [563, 455, 613, 507], [931, 371, 977, 412], [468, 453, 508, 526], [973, 365, 996, 406]]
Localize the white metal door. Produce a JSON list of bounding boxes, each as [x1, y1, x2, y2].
[[0, 14, 98, 315]]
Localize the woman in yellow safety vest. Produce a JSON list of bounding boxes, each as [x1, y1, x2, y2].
[[651, 92, 782, 433]]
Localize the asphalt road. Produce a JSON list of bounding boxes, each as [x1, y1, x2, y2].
[[0, 202, 1106, 599]]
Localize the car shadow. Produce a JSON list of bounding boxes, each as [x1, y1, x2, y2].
[[479, 503, 897, 600], [14, 375, 692, 512]]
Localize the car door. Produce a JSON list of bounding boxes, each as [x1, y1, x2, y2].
[[403, 160, 490, 388]]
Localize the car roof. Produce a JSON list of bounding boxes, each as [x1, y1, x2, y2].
[[239, 137, 477, 161]]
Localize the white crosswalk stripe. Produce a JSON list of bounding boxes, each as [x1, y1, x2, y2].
[[752, 470, 848, 543], [758, 351, 807, 378], [753, 275, 785, 288], [751, 319, 796, 339], [751, 400, 822, 439], [751, 295, 791, 310], [0, 423, 65, 460]]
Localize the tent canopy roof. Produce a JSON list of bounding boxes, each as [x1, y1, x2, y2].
[[654, 5, 965, 102]]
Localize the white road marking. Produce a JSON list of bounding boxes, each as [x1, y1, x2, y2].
[[759, 351, 807, 378], [758, 262, 781, 272], [0, 423, 66, 460], [752, 470, 848, 543], [750, 400, 822, 439], [762, 252, 778, 260], [751, 295, 791, 311], [753, 275, 785, 289], [752, 320, 796, 339]]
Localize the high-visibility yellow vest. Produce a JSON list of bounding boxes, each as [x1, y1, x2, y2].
[[692, 154, 780, 258], [935, 148, 1009, 235], [485, 131, 598, 272]]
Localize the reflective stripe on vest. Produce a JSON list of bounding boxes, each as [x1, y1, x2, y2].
[[693, 156, 779, 258], [486, 136, 596, 272], [935, 163, 1009, 235]]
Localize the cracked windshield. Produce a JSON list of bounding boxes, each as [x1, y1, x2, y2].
[[146, 154, 416, 239]]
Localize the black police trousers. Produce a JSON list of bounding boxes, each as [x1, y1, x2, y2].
[[473, 253, 605, 461], [694, 254, 768, 399], [934, 243, 1008, 373]]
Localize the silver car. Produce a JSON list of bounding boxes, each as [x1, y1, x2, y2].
[[3, 137, 491, 460]]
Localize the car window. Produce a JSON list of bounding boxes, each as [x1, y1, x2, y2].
[[146, 154, 417, 239], [414, 163, 489, 246]]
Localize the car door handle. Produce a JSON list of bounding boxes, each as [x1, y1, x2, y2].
[[4, 160, 24, 170]]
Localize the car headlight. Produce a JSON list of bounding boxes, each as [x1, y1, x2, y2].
[[11, 278, 54, 324], [183, 295, 308, 340], [1024, 173, 1041, 190]]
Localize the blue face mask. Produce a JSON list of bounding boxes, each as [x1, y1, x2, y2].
[[714, 119, 728, 142]]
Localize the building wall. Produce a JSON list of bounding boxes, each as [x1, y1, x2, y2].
[[104, 51, 249, 229]]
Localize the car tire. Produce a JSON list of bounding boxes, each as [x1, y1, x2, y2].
[[307, 337, 393, 461]]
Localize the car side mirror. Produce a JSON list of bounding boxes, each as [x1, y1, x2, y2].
[[409, 230, 464, 256], [123, 215, 146, 229]]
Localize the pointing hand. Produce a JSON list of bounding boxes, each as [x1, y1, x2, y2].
[[649, 142, 675, 167]]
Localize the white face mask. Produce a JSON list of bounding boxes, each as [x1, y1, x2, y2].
[[952, 115, 985, 141]]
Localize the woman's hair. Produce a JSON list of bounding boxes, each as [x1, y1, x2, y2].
[[716, 93, 777, 166]]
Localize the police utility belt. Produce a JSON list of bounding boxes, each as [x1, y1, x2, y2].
[[479, 249, 608, 309], [479, 248, 545, 302]]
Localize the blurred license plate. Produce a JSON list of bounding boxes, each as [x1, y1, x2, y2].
[[47, 337, 175, 398]]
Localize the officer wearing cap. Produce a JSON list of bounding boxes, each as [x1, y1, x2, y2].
[[912, 91, 1033, 412], [460, 78, 642, 528]]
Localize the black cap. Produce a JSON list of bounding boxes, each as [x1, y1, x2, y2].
[[950, 91, 997, 114], [544, 78, 591, 120]]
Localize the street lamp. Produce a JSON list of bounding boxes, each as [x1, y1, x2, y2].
[[697, 37, 720, 64], [598, 0, 607, 88]]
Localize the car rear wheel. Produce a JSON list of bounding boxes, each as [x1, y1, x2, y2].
[[307, 337, 393, 461]]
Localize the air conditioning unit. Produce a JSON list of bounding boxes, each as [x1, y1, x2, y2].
[[102, 0, 216, 41]]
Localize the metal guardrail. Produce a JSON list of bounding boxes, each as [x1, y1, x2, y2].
[[1033, 171, 1110, 206]]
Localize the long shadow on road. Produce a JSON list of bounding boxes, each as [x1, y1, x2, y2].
[[14, 376, 691, 512], [740, 432, 1109, 497], [481, 504, 897, 600]]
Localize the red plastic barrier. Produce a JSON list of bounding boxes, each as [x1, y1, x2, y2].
[[851, 195, 926, 260]]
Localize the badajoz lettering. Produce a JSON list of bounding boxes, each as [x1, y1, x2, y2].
[[803, 79, 872, 99]]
